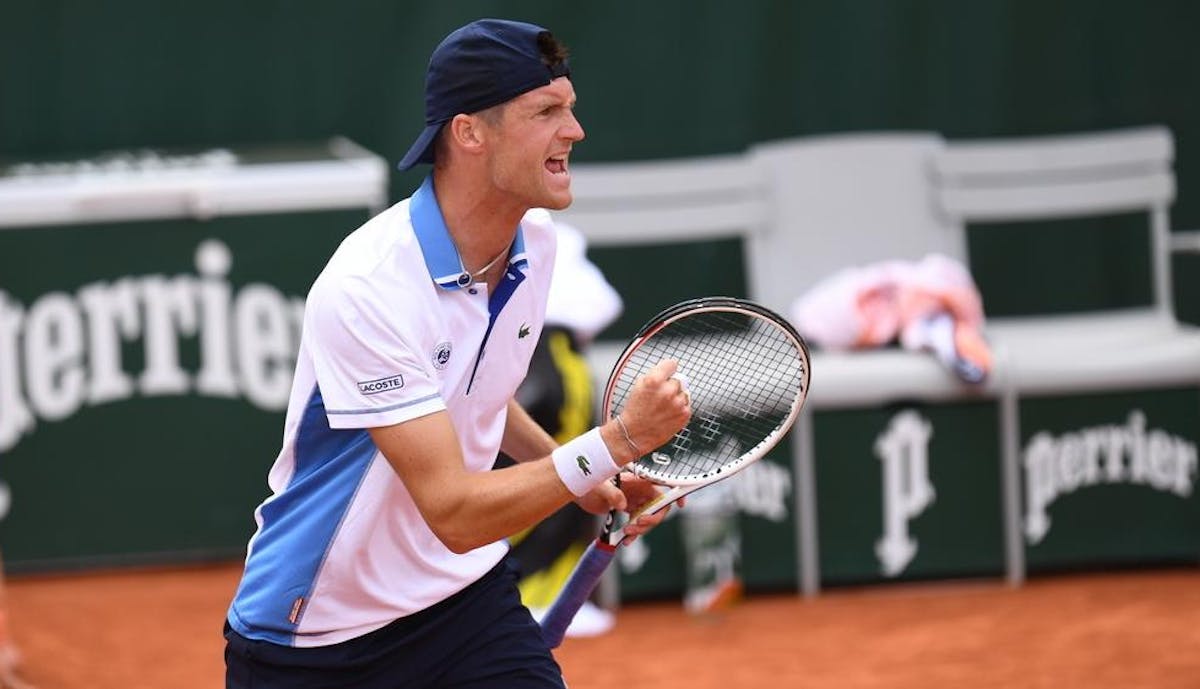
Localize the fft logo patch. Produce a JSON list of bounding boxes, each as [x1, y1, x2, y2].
[[433, 342, 452, 370], [357, 375, 404, 395]]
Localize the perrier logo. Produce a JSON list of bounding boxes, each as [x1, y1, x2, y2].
[[518, 323, 531, 339], [576, 455, 591, 476]]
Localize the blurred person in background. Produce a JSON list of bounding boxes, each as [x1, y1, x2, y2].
[[496, 221, 623, 637]]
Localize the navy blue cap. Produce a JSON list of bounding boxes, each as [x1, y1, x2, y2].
[[397, 19, 571, 171]]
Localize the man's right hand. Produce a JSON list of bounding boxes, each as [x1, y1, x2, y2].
[[600, 359, 692, 466]]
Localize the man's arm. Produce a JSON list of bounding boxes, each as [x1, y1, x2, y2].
[[369, 360, 690, 554], [500, 397, 645, 518], [369, 411, 575, 554]]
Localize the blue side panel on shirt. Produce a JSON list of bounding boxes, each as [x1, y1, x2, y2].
[[227, 385, 376, 645]]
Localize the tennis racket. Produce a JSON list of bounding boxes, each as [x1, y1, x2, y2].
[[539, 296, 810, 647]]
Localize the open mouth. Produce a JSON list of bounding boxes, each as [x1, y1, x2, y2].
[[545, 156, 569, 175]]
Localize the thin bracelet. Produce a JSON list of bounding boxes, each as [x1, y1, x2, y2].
[[613, 414, 642, 455]]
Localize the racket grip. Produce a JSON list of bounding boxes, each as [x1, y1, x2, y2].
[[538, 539, 617, 648]]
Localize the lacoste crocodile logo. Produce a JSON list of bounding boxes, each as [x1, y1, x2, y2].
[[576, 455, 591, 476]]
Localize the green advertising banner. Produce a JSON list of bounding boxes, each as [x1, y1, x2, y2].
[[1176, 252, 1200, 327], [814, 402, 1006, 586], [0, 211, 372, 571], [0, 141, 386, 571], [1020, 388, 1200, 571]]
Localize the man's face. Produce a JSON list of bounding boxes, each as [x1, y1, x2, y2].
[[481, 77, 585, 211]]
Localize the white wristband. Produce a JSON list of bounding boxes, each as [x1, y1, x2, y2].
[[552, 427, 621, 497]]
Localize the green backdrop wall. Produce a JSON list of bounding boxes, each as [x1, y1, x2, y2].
[[3, 1, 1198, 324], [2, 2, 1197, 216], [2, 1, 1198, 572]]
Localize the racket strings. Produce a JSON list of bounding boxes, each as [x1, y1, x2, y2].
[[610, 309, 807, 482]]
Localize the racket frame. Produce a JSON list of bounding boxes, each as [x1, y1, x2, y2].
[[600, 296, 810, 538], [539, 297, 810, 648]]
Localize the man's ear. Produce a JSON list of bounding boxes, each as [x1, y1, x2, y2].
[[447, 114, 486, 154]]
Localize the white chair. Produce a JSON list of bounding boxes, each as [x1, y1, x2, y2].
[[933, 126, 1200, 395], [746, 133, 1010, 595], [748, 133, 1000, 409]]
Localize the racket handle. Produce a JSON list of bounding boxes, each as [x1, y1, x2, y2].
[[538, 539, 617, 648]]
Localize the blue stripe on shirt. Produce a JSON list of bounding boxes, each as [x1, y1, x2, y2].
[[326, 392, 442, 416], [228, 385, 377, 645]]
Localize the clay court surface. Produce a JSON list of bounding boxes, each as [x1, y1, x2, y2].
[[5, 564, 1198, 688]]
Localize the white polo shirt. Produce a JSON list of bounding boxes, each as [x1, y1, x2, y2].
[[227, 175, 556, 647]]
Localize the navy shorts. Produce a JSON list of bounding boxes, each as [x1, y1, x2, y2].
[[224, 557, 565, 689]]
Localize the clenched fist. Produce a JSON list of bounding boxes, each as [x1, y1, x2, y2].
[[599, 359, 692, 466]]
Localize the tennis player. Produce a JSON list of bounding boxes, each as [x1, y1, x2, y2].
[[224, 18, 691, 689]]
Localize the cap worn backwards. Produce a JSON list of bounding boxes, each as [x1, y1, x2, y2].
[[398, 18, 572, 171]]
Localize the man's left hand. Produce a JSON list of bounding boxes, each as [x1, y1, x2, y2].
[[574, 473, 683, 541]]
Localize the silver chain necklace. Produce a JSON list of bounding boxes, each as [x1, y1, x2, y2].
[[456, 240, 512, 288]]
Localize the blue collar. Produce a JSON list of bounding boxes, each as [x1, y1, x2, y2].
[[410, 175, 528, 290]]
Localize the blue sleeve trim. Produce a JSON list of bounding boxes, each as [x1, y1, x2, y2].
[[326, 392, 442, 416]]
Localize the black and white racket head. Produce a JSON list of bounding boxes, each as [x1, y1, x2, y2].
[[603, 297, 810, 487]]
